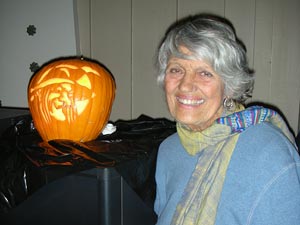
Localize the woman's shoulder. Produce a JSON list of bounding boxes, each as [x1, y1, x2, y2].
[[241, 120, 291, 138], [158, 132, 182, 154], [238, 122, 297, 155], [233, 121, 300, 173], [160, 132, 180, 146]]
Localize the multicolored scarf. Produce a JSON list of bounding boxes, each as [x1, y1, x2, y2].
[[172, 105, 294, 225]]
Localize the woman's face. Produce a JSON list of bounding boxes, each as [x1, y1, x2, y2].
[[164, 50, 225, 131]]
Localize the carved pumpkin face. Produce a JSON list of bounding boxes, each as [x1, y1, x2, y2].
[[28, 57, 116, 142]]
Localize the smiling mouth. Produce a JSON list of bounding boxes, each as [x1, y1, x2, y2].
[[176, 97, 205, 106]]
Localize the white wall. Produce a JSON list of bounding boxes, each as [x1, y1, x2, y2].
[[0, 0, 77, 108]]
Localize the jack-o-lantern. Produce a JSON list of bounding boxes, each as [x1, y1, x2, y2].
[[28, 57, 116, 142]]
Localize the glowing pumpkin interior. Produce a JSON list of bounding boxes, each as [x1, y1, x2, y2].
[[28, 57, 116, 142]]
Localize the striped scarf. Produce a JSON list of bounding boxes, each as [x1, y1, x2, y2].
[[172, 105, 294, 225]]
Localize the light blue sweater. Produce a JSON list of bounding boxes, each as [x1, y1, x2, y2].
[[154, 122, 300, 225]]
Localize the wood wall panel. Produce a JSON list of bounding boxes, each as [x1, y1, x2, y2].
[[90, 0, 132, 120], [178, 0, 225, 18], [75, 0, 91, 57], [76, 0, 300, 134], [252, 0, 273, 105], [131, 0, 176, 119], [268, 0, 300, 134], [225, 0, 256, 68]]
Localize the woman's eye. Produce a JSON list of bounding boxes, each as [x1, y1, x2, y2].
[[199, 71, 213, 77], [167, 67, 182, 74]]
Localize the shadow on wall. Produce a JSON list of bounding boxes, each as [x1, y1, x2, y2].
[[296, 132, 300, 149]]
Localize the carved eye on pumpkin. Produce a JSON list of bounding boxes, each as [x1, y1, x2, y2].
[[28, 57, 116, 142]]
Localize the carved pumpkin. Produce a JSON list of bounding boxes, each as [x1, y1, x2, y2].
[[28, 57, 116, 142]]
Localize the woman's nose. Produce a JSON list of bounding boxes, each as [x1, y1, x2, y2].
[[178, 73, 196, 92]]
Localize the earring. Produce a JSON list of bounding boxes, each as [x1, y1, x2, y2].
[[223, 97, 235, 111]]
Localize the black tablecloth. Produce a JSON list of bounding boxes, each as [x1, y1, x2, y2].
[[0, 114, 176, 215]]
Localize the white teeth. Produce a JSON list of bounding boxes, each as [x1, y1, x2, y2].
[[177, 97, 204, 105]]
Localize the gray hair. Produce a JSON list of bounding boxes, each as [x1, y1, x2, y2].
[[155, 14, 254, 103]]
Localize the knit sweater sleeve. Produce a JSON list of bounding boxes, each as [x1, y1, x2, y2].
[[246, 161, 300, 225], [154, 143, 167, 217]]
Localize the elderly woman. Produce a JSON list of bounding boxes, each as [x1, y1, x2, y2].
[[154, 14, 300, 225]]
